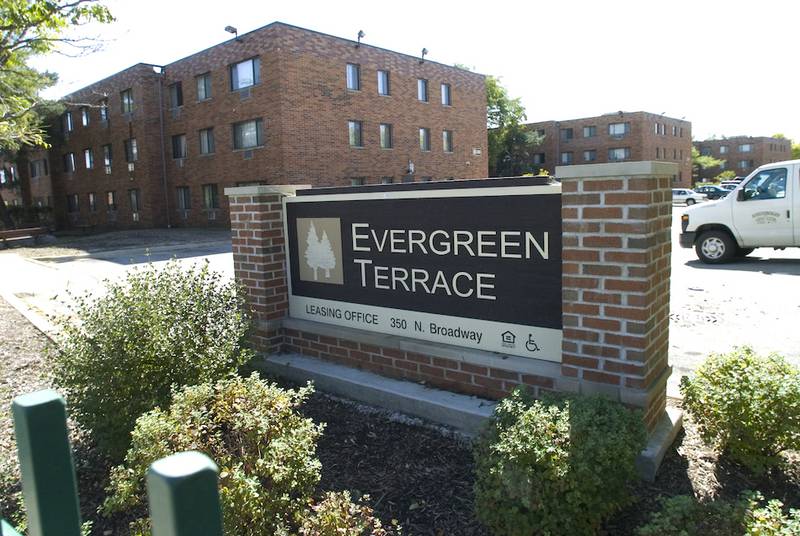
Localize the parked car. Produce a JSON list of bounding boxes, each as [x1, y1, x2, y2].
[[680, 159, 799, 263], [672, 188, 708, 205], [694, 185, 730, 200], [719, 183, 738, 191]]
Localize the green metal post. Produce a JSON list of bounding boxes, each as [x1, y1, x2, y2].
[[146, 451, 224, 536], [11, 390, 81, 536]]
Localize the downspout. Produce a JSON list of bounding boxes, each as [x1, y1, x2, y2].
[[156, 66, 171, 228]]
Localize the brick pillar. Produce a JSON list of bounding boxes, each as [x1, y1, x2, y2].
[[556, 161, 675, 431], [225, 186, 301, 353]]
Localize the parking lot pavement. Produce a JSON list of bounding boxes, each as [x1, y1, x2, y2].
[[668, 205, 800, 394], [0, 229, 234, 332], [2, 218, 799, 398]]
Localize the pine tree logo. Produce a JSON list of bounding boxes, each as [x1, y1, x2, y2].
[[297, 218, 343, 284]]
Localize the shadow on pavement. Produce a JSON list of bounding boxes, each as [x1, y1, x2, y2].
[[36, 241, 232, 266], [685, 257, 800, 276]]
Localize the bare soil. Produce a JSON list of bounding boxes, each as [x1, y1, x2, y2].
[[1, 296, 798, 535]]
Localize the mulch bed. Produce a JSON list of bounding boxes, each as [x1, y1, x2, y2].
[[1, 295, 798, 535]]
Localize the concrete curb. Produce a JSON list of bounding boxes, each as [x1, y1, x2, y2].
[[257, 353, 496, 436], [256, 352, 682, 480], [0, 289, 59, 341]]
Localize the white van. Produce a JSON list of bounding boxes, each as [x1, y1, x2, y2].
[[679, 159, 799, 263]]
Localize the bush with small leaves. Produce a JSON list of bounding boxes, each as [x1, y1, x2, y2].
[[52, 260, 254, 459], [102, 373, 324, 536], [299, 491, 402, 536], [680, 347, 800, 473], [473, 389, 647, 536], [637, 492, 800, 536]]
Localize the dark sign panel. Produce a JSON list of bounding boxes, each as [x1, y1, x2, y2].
[[285, 180, 563, 361]]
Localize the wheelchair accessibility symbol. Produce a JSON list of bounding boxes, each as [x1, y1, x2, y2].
[[525, 335, 540, 352]]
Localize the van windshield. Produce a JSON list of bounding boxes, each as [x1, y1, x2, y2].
[[742, 168, 787, 201]]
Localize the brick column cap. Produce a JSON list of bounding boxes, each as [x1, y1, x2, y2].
[[556, 161, 678, 179], [224, 184, 312, 197]]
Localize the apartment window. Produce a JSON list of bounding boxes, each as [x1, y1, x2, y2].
[[202, 184, 219, 209], [535, 129, 546, 137], [63, 152, 76, 173], [673, 149, 677, 159], [348, 120, 364, 147], [99, 98, 109, 122], [102, 144, 112, 174], [129, 188, 141, 213], [700, 147, 712, 156], [169, 82, 183, 108], [230, 57, 260, 90], [233, 118, 264, 149], [106, 191, 117, 211], [172, 134, 187, 159], [608, 147, 631, 161], [121, 89, 133, 114], [419, 127, 431, 151], [83, 148, 94, 169], [739, 143, 753, 152], [583, 150, 596, 162], [679, 127, 683, 137], [608, 122, 630, 136], [719, 145, 729, 154], [29, 159, 48, 178], [560, 152, 573, 165], [379, 123, 392, 149], [67, 193, 79, 213], [88, 192, 97, 212], [738, 160, 754, 170], [350, 178, 365, 186], [124, 138, 138, 162], [583, 126, 596, 138], [441, 83, 452, 106], [377, 70, 390, 95], [199, 128, 215, 154], [80, 107, 90, 126], [196, 72, 212, 101], [63, 112, 74, 133], [381, 176, 394, 184], [656, 147, 661, 158], [672, 125, 677, 136], [346, 63, 360, 90], [417, 79, 428, 102], [654, 122, 659, 135], [533, 153, 545, 165], [443, 130, 454, 153], [176, 186, 191, 210], [720, 161, 726, 170], [560, 128, 573, 140]]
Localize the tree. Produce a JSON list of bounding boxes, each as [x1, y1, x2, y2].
[[793, 143, 800, 160], [304, 221, 321, 280], [484, 75, 542, 177], [692, 146, 725, 181], [317, 230, 336, 279], [0, 0, 113, 228]]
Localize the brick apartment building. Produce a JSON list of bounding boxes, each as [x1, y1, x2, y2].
[[524, 111, 692, 187], [48, 22, 487, 229], [693, 136, 792, 181]]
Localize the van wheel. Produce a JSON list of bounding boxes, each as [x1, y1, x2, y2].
[[696, 231, 735, 264], [686, 199, 696, 206], [736, 247, 755, 257]]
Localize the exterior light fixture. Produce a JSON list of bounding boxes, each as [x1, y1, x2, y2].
[[419, 48, 428, 64], [356, 30, 365, 47], [225, 26, 241, 41]]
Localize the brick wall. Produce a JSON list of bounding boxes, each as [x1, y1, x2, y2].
[[694, 136, 793, 180], [227, 163, 674, 432], [559, 161, 674, 430]]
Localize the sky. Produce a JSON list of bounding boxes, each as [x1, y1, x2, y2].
[[32, 0, 800, 143]]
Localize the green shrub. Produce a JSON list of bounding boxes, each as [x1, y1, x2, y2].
[[299, 491, 402, 536], [52, 260, 254, 459], [473, 389, 647, 536], [102, 373, 324, 536], [637, 492, 800, 536], [680, 347, 800, 473]]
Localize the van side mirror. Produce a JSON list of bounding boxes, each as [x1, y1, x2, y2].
[[737, 189, 745, 201]]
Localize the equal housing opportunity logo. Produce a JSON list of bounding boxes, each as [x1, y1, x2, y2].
[[297, 218, 344, 285]]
